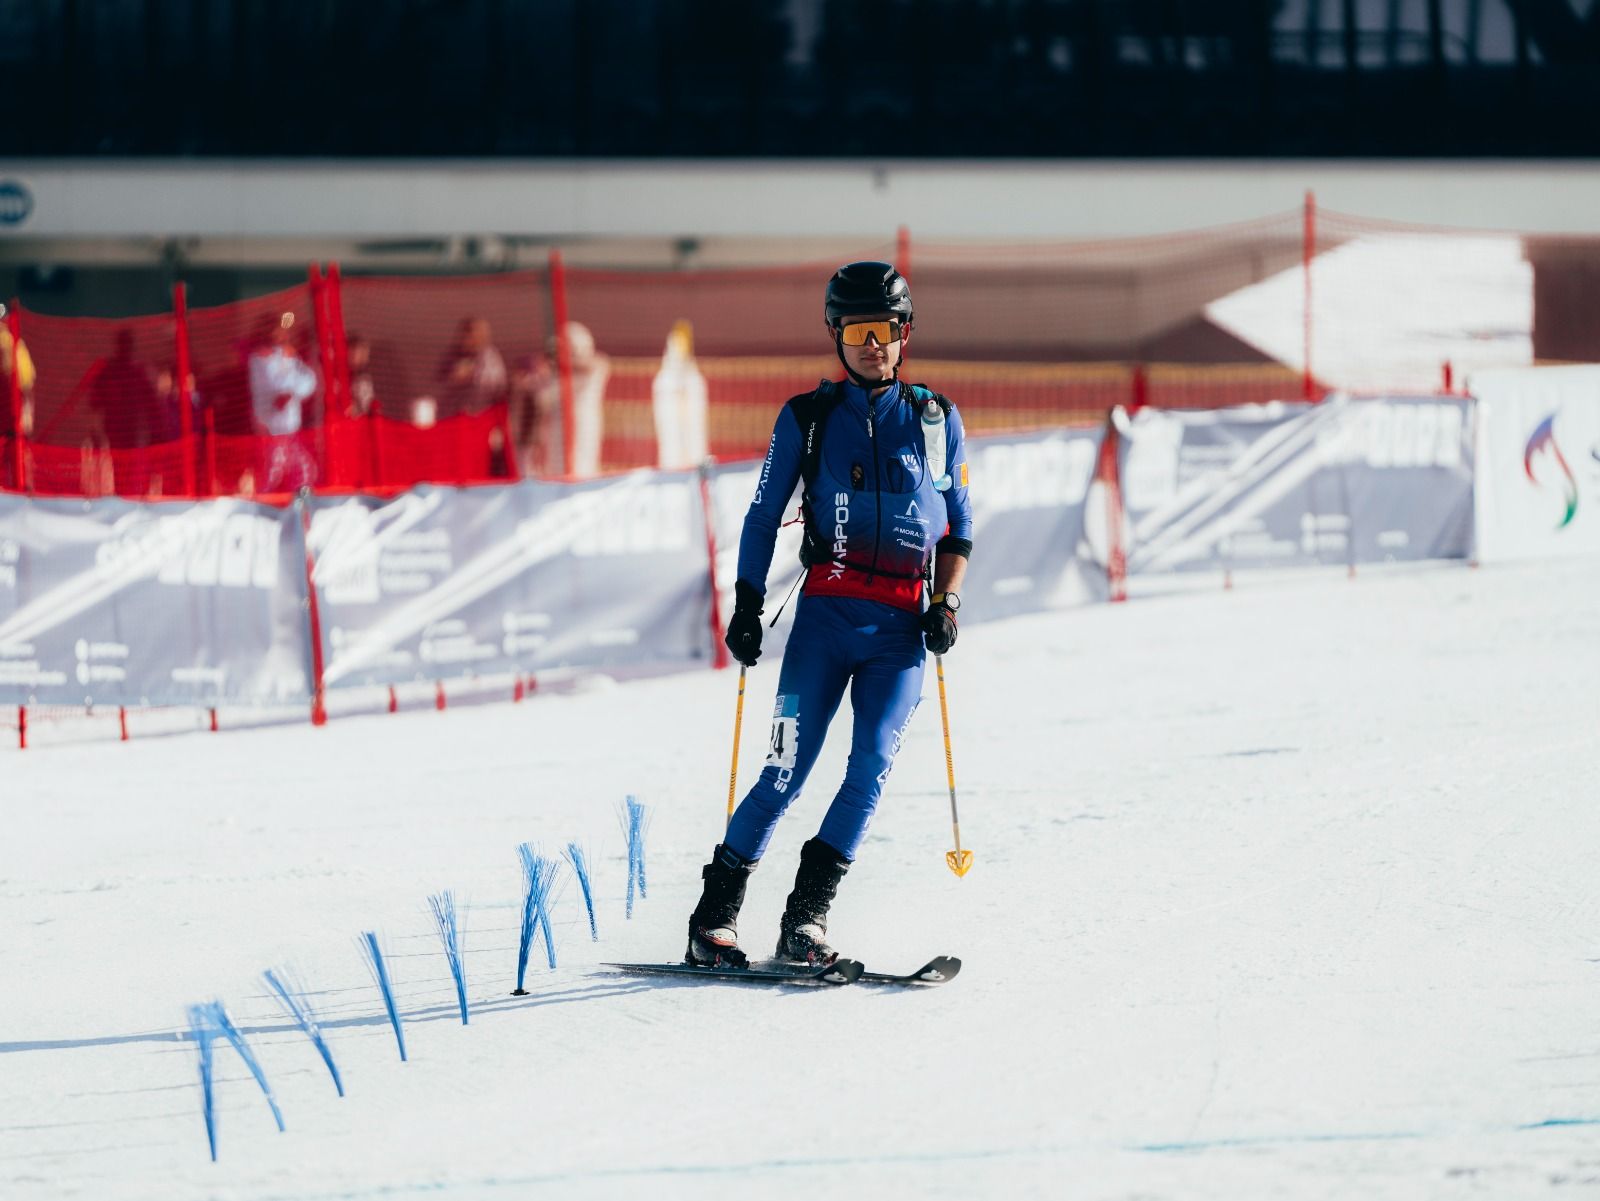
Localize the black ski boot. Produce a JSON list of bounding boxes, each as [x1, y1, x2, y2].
[[685, 844, 756, 968], [775, 837, 851, 965]]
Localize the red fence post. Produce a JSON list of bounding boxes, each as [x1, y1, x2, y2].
[[174, 282, 197, 496], [548, 251, 576, 478], [298, 497, 328, 727], [1303, 190, 1316, 402], [204, 406, 219, 496], [327, 263, 357, 484], [16, 705, 25, 749], [895, 225, 912, 282], [307, 264, 333, 485], [1130, 363, 1149, 413], [1098, 413, 1127, 603], [1441, 360, 1454, 395], [7, 302, 26, 490]]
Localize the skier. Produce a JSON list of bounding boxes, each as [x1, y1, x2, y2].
[[686, 262, 973, 968]]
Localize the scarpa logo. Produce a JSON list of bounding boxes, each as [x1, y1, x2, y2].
[[1524, 413, 1577, 529], [0, 181, 33, 227]]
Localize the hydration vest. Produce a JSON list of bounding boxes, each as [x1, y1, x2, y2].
[[787, 379, 953, 576]]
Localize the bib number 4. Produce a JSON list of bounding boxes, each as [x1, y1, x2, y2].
[[766, 694, 800, 770]]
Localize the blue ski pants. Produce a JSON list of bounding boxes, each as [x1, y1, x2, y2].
[[724, 595, 925, 863]]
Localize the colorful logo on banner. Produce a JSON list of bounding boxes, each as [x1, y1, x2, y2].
[[1523, 413, 1577, 529]]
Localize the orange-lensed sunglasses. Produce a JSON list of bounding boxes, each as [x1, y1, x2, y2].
[[837, 319, 904, 347]]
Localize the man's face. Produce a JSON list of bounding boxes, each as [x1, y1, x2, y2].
[[834, 314, 905, 383]]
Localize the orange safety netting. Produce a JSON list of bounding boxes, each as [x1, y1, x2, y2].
[[10, 309, 181, 498], [6, 203, 1571, 499], [334, 270, 553, 486]]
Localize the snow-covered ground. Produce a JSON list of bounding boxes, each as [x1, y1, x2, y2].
[[4, 557, 1598, 1201]]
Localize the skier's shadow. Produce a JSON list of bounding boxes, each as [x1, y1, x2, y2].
[[592, 972, 853, 998], [0, 978, 656, 1056]]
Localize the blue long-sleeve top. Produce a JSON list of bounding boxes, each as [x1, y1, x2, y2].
[[738, 379, 972, 612]]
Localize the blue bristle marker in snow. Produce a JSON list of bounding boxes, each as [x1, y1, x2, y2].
[[263, 968, 345, 1096], [514, 843, 539, 993], [360, 932, 407, 1061], [187, 1005, 220, 1161], [564, 842, 598, 940], [620, 795, 651, 917], [538, 855, 563, 967], [209, 1002, 286, 1132], [514, 843, 563, 993], [428, 891, 469, 1024], [186, 998, 284, 1159]]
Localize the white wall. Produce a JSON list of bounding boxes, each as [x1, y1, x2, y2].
[[5, 160, 1600, 241]]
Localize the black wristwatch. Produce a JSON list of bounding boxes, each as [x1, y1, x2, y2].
[[932, 592, 961, 612]]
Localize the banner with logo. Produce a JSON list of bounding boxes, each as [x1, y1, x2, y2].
[[1118, 396, 1475, 575], [306, 474, 716, 690], [706, 426, 1109, 630], [962, 427, 1109, 616], [1467, 365, 1600, 563], [0, 495, 312, 706]]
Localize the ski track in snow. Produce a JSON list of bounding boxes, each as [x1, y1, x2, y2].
[[2, 557, 1598, 1200]]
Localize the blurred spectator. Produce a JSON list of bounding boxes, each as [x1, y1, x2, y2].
[[508, 348, 550, 478], [249, 311, 320, 493], [436, 316, 507, 415], [345, 335, 377, 417], [1, 303, 36, 490], [0, 303, 36, 440], [80, 330, 159, 446], [71, 329, 162, 495], [652, 318, 709, 469], [153, 363, 203, 495], [533, 321, 610, 478], [153, 363, 203, 443]]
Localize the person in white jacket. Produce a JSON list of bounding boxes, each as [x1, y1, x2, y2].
[[249, 312, 320, 493], [532, 321, 610, 478], [651, 319, 709, 470]]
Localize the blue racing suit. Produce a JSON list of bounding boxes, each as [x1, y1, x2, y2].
[[724, 378, 972, 863]]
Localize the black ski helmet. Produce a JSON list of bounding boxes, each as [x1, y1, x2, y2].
[[824, 261, 913, 329]]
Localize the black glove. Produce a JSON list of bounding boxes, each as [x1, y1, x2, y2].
[[724, 580, 765, 666], [921, 596, 959, 655]]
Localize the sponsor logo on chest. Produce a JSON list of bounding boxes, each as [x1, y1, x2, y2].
[[829, 492, 849, 580]]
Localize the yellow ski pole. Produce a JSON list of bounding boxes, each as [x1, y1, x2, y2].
[[935, 654, 972, 877], [725, 665, 747, 831]]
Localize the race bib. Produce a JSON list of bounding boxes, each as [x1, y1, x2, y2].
[[766, 693, 800, 770]]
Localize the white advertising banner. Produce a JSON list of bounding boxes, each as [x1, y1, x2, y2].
[[1467, 365, 1600, 563], [0, 496, 313, 706], [1119, 396, 1475, 575], [307, 474, 717, 690], [962, 428, 1108, 616]]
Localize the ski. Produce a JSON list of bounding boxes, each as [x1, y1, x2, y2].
[[604, 958, 864, 986], [857, 955, 962, 986]]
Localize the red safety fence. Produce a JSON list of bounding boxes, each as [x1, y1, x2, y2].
[[334, 267, 554, 485], [6, 199, 1588, 501], [6, 306, 182, 497]]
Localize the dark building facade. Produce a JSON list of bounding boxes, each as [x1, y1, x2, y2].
[[2, 0, 1598, 158]]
